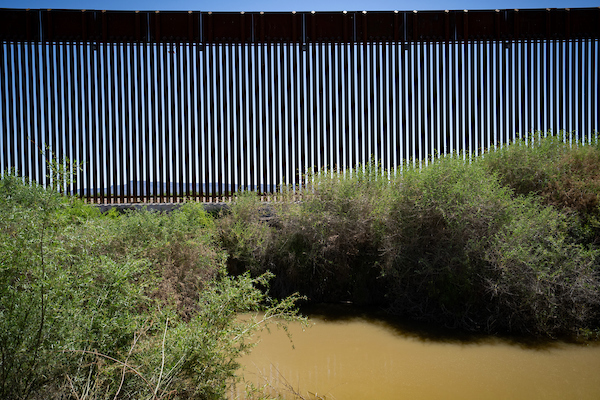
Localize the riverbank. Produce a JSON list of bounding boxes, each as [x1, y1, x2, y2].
[[218, 133, 600, 339]]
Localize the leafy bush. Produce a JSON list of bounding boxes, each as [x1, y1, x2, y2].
[[218, 164, 391, 304], [484, 199, 600, 336], [218, 146, 600, 338], [483, 133, 600, 217], [0, 174, 305, 399], [380, 155, 513, 326]]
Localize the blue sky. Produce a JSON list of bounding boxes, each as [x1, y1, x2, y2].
[[0, 0, 598, 12]]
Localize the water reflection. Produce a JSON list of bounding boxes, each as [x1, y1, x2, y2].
[[234, 304, 600, 400]]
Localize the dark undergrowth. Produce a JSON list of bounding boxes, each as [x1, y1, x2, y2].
[[218, 132, 600, 339]]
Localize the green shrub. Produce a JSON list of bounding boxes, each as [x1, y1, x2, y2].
[[0, 174, 305, 399], [0, 174, 152, 398], [218, 164, 391, 304], [381, 155, 514, 326], [484, 198, 600, 336], [483, 132, 600, 215]]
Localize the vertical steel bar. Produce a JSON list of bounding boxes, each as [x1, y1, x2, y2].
[[121, 41, 130, 201], [267, 41, 281, 193], [68, 41, 78, 196], [202, 42, 210, 198], [116, 43, 126, 203], [88, 41, 97, 201], [567, 39, 581, 138], [527, 39, 531, 135], [582, 39, 588, 139], [151, 41, 159, 202], [311, 38, 318, 173], [298, 39, 305, 188], [400, 37, 407, 165], [274, 41, 282, 192], [517, 39, 524, 137], [457, 40, 464, 155], [478, 40, 483, 152], [543, 38, 549, 134], [271, 39, 277, 191], [532, 39, 539, 134], [558, 39, 564, 134], [430, 41, 438, 158], [99, 41, 108, 202], [577, 38, 583, 139], [335, 40, 343, 172], [445, 38, 451, 153], [419, 39, 426, 162], [407, 41, 415, 164], [545, 38, 551, 134], [285, 40, 293, 187], [34, 41, 43, 185], [240, 40, 248, 193], [551, 40, 562, 134], [382, 41, 389, 172], [112, 43, 120, 202], [164, 42, 172, 201], [322, 40, 329, 171], [177, 42, 185, 201], [524, 39, 530, 136], [469, 39, 475, 156], [369, 39, 376, 164], [57, 42, 65, 194], [225, 39, 234, 199], [208, 42, 216, 200], [424, 40, 432, 161], [132, 41, 140, 201], [20, 41, 31, 181], [7, 42, 18, 177], [592, 38, 597, 135], [507, 40, 514, 142], [177, 43, 186, 200], [0, 43, 8, 176], [324, 40, 331, 172], [167, 42, 175, 202], [253, 39, 259, 192], [481, 40, 488, 151], [316, 35, 322, 173], [251, 40, 258, 192], [107, 43, 116, 203], [566, 39, 571, 134], [215, 43, 223, 199], [191, 41, 198, 200], [384, 41, 392, 172], [40, 38, 48, 188], [124, 42, 132, 202], [373, 40, 380, 166], [349, 36, 356, 170], [396, 37, 410, 166], [261, 38, 268, 194], [296, 40, 305, 188], [357, 21, 364, 166], [144, 42, 153, 202], [495, 39, 501, 146], [160, 41, 168, 202]]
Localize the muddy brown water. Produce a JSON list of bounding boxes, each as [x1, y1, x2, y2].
[[233, 304, 600, 399]]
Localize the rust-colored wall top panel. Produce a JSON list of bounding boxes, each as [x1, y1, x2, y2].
[[1, 8, 599, 43]]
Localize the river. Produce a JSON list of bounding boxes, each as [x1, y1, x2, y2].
[[233, 304, 600, 399]]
